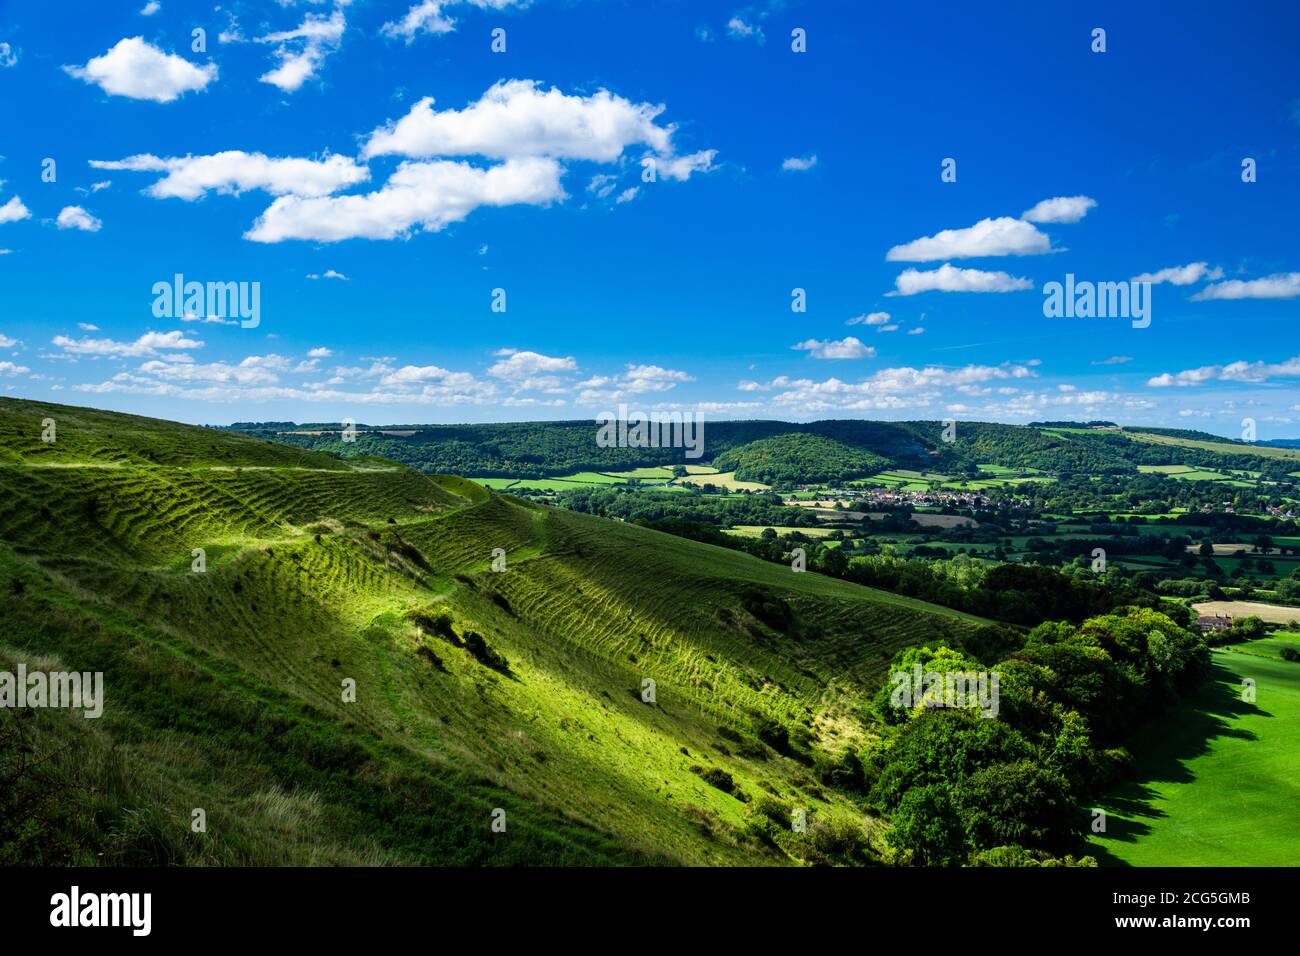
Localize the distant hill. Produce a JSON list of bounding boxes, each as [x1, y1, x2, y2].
[[713, 433, 889, 484], [225, 416, 1300, 483], [0, 398, 986, 866]]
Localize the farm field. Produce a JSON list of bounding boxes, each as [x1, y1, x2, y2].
[[1125, 429, 1300, 462], [724, 525, 838, 538], [866, 512, 977, 529], [676, 470, 770, 492], [1089, 635, 1300, 866], [1191, 600, 1300, 625]]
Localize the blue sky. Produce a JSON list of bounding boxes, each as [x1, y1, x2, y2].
[[0, 0, 1298, 435]]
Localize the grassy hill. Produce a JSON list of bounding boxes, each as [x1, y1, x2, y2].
[[0, 398, 987, 866], [229, 415, 1300, 486], [712, 433, 890, 485]]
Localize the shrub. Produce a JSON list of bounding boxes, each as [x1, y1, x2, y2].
[[461, 631, 510, 674], [691, 765, 735, 794]]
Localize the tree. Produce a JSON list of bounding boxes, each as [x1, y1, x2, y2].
[[954, 760, 1084, 855], [886, 784, 967, 866]]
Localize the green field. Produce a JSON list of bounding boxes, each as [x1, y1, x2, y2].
[[1089, 634, 1300, 866], [677, 470, 770, 492], [724, 525, 838, 539], [1126, 430, 1300, 461]]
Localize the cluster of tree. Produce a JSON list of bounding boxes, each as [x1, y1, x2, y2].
[[711, 434, 888, 486], [865, 607, 1211, 865], [559, 486, 821, 528]]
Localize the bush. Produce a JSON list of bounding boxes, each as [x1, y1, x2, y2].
[[691, 765, 735, 794], [461, 631, 510, 674]]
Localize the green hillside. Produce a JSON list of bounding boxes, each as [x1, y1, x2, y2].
[[0, 398, 986, 866], [713, 433, 889, 485]]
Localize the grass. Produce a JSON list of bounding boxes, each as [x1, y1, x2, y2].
[[676, 471, 770, 492], [1124, 429, 1300, 461], [1088, 634, 1300, 866], [0, 397, 994, 866]]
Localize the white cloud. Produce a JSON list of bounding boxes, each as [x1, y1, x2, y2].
[[1091, 355, 1132, 365], [577, 363, 693, 402], [488, 348, 577, 383], [739, 363, 1036, 412], [792, 337, 874, 360], [0, 333, 17, 347], [245, 156, 564, 243], [382, 1, 530, 42], [781, 155, 817, 172], [886, 216, 1052, 261], [1148, 354, 1300, 387], [306, 269, 349, 280], [654, 150, 718, 182], [362, 80, 686, 164], [138, 355, 285, 386], [52, 330, 203, 357], [726, 16, 763, 41], [56, 206, 102, 232], [0, 42, 18, 68], [1190, 272, 1300, 301], [847, 311, 891, 326], [0, 196, 31, 224], [141, 2, 161, 16], [890, 263, 1032, 295], [91, 151, 369, 200], [1021, 195, 1097, 224], [1133, 262, 1223, 286], [876, 324, 899, 333], [64, 37, 216, 103], [615, 186, 639, 204], [77, 323, 100, 331], [907, 327, 925, 335], [588, 173, 618, 198], [179, 312, 238, 326], [307, 347, 333, 358], [257, 7, 346, 93], [0, 361, 29, 376]]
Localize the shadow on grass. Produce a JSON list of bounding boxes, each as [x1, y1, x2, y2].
[[1090, 656, 1264, 866]]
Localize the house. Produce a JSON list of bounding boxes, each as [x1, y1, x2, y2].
[[1196, 614, 1233, 632]]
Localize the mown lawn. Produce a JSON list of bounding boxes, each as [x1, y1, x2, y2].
[[1088, 634, 1300, 866]]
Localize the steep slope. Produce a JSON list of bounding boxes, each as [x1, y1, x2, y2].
[[0, 399, 987, 866]]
